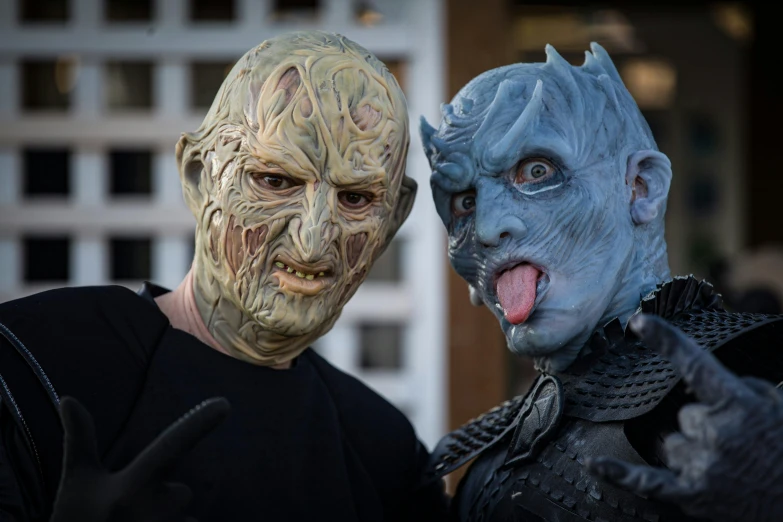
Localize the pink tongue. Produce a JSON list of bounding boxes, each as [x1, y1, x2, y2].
[[496, 264, 540, 324]]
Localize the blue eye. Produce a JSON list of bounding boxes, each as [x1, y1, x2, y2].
[[451, 190, 476, 216]]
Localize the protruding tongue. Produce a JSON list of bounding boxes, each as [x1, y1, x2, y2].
[[496, 264, 540, 324]]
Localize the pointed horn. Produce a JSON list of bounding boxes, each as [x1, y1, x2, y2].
[[582, 49, 603, 75], [597, 74, 620, 111], [589, 42, 623, 84], [545, 44, 570, 69], [441, 103, 458, 125], [487, 79, 544, 166], [474, 79, 520, 143], [419, 115, 437, 150], [545, 44, 583, 121]]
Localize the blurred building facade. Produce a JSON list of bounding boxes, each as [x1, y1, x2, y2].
[[0, 0, 448, 449]]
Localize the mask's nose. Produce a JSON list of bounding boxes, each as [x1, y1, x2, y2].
[[474, 189, 527, 248], [290, 185, 334, 262]]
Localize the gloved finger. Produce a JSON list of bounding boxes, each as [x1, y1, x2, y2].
[[587, 456, 694, 502], [677, 403, 713, 441], [118, 398, 230, 492], [742, 376, 783, 403], [59, 396, 101, 470], [662, 432, 691, 471], [629, 314, 753, 405]]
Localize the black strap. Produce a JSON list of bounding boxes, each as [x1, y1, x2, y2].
[[0, 321, 60, 410], [0, 321, 61, 494], [0, 371, 47, 489]]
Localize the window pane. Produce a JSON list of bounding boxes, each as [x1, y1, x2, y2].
[[367, 239, 402, 282], [191, 61, 233, 109], [110, 238, 152, 280], [105, 0, 152, 21], [109, 149, 152, 195], [190, 0, 234, 21], [359, 323, 403, 369], [272, 0, 319, 19], [24, 237, 70, 282], [22, 60, 72, 111], [19, 0, 69, 22], [105, 62, 153, 110], [23, 148, 71, 197], [354, 0, 383, 27]]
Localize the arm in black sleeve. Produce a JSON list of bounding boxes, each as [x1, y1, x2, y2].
[[395, 437, 451, 522], [0, 404, 31, 522]]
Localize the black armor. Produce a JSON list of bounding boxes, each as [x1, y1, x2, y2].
[[428, 277, 783, 521]]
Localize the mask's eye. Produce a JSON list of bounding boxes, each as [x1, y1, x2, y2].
[[252, 172, 299, 191], [451, 190, 476, 216], [515, 158, 556, 184], [338, 191, 373, 210]]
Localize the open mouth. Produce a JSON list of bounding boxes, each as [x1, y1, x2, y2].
[[271, 255, 334, 296], [494, 262, 549, 325]]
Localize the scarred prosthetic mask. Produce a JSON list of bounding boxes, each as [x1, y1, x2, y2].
[[421, 43, 673, 372], [176, 31, 415, 366]]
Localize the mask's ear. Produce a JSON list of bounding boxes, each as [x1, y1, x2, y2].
[[626, 150, 672, 225], [176, 133, 207, 216], [377, 175, 417, 257]]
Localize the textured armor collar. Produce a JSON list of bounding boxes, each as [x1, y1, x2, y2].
[[559, 276, 778, 422], [637, 275, 724, 317], [425, 276, 782, 480]]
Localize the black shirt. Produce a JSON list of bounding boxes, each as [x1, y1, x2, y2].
[[0, 285, 448, 521]]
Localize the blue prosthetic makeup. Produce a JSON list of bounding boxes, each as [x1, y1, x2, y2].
[[421, 43, 674, 372]]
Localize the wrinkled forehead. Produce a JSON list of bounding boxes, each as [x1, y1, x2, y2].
[[222, 38, 407, 188], [429, 71, 577, 193], [426, 55, 637, 194]]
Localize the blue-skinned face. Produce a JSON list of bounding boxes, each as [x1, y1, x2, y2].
[[422, 43, 674, 372]]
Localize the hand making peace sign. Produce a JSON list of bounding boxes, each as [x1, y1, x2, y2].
[[50, 396, 230, 522]]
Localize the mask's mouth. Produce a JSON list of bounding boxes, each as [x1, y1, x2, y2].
[[272, 254, 335, 296], [494, 262, 548, 325]]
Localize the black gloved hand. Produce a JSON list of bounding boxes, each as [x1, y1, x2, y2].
[[50, 396, 230, 522], [588, 314, 783, 522]]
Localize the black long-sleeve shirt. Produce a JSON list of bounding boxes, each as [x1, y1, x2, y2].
[[0, 284, 449, 521]]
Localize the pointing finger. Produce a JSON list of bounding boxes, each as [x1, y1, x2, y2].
[[629, 314, 752, 404], [587, 456, 693, 502]]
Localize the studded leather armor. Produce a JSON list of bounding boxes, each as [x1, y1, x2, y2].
[[428, 277, 783, 521]]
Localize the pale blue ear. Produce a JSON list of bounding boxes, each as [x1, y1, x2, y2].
[[419, 115, 437, 165], [626, 150, 672, 224]]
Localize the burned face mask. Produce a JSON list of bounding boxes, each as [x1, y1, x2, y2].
[[177, 32, 414, 366]]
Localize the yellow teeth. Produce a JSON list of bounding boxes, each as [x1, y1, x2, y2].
[[275, 261, 328, 279]]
